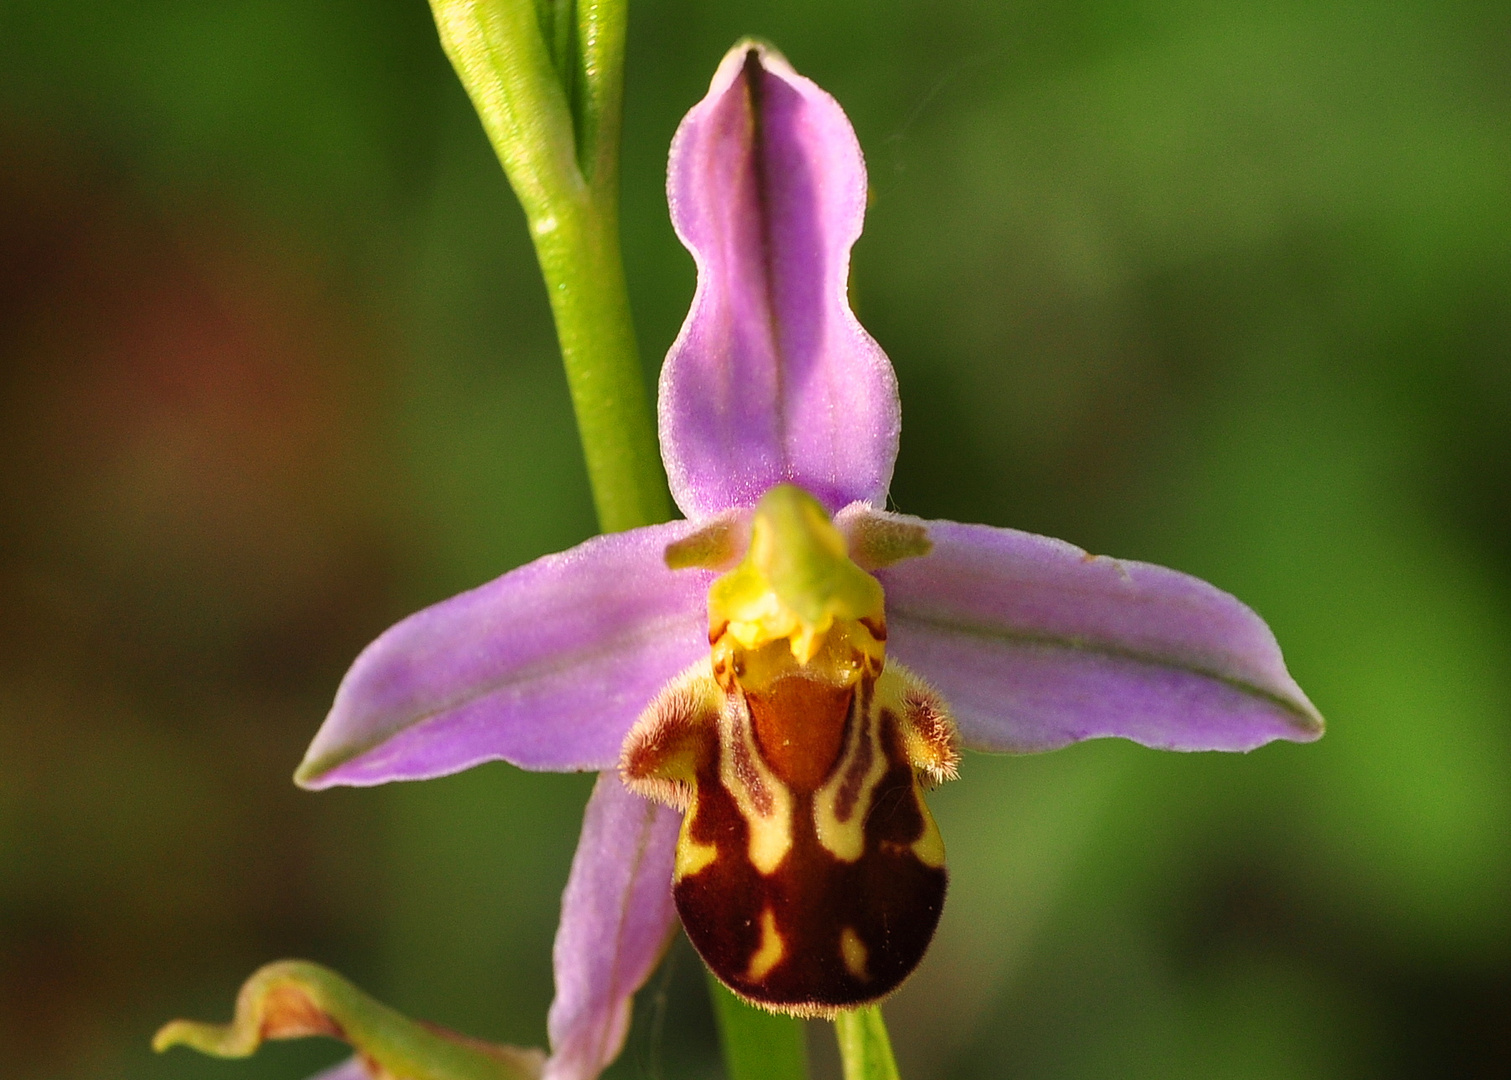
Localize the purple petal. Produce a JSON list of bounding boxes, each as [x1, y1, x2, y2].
[[297, 523, 712, 788], [544, 773, 681, 1080], [659, 41, 900, 518], [306, 1058, 374, 1080], [873, 516, 1323, 753]]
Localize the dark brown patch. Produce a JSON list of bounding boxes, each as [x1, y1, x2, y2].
[[746, 677, 853, 792], [729, 718, 773, 816], [676, 709, 946, 1013], [832, 684, 876, 823]]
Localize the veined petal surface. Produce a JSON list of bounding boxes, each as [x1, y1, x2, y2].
[[544, 774, 681, 1080], [874, 517, 1323, 753], [660, 41, 900, 518], [297, 523, 712, 788]]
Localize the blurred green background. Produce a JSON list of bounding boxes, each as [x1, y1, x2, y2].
[[2, 0, 1509, 1077]]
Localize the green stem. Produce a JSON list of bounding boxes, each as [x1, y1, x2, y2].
[[834, 1006, 902, 1080], [708, 973, 809, 1080], [429, 0, 668, 532], [430, 4, 808, 1076], [528, 190, 667, 531]]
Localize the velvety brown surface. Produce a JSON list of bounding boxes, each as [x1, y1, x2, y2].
[[676, 703, 945, 1012], [746, 677, 853, 793]]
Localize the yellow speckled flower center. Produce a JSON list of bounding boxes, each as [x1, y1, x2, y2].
[[707, 484, 885, 668]]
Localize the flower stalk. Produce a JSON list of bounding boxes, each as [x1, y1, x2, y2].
[[709, 975, 810, 1080], [427, 4, 818, 1074], [430, 0, 667, 532], [834, 1006, 901, 1080]]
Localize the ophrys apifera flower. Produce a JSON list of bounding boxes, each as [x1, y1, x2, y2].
[[296, 40, 1321, 1080]]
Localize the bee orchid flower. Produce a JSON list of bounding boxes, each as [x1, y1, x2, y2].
[[296, 41, 1322, 1080]]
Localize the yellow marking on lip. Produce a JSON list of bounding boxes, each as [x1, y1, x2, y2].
[[675, 832, 720, 880], [840, 927, 869, 980], [746, 908, 786, 982], [813, 677, 889, 863], [716, 692, 794, 875], [746, 803, 793, 875], [910, 790, 947, 869], [672, 783, 721, 881], [812, 747, 882, 862]]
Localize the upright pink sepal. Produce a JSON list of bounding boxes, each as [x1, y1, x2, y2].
[[659, 41, 901, 517]]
